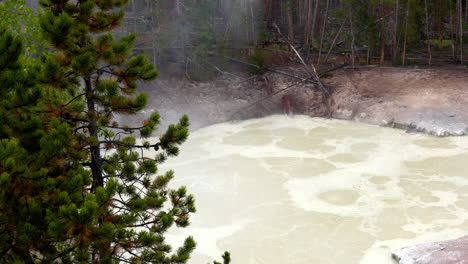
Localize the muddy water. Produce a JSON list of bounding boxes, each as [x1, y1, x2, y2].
[[158, 115, 468, 264]]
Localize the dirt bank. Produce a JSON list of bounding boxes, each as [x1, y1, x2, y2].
[[117, 66, 468, 136], [328, 67, 468, 136]]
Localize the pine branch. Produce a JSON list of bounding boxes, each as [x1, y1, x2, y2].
[[103, 125, 145, 131], [99, 140, 160, 150], [46, 246, 77, 262], [62, 92, 86, 108]]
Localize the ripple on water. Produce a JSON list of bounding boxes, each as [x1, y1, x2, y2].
[[222, 129, 273, 146], [158, 115, 468, 264], [327, 153, 368, 163], [413, 137, 458, 149], [405, 154, 468, 177], [351, 142, 379, 153], [369, 176, 392, 184], [318, 189, 361, 206], [276, 132, 336, 153]]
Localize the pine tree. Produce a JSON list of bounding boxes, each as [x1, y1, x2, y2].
[[0, 29, 91, 263], [33, 0, 204, 262], [0, 1, 231, 263]]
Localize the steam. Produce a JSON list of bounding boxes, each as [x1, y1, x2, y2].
[[119, 0, 264, 78]]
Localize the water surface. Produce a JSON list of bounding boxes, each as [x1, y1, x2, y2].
[[158, 115, 468, 263]]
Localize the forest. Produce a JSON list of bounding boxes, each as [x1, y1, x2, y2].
[[115, 0, 468, 79], [3, 0, 468, 79]]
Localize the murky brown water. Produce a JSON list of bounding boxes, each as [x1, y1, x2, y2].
[[157, 115, 468, 264]]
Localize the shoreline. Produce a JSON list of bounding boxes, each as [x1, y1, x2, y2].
[[115, 66, 468, 263], [116, 66, 468, 137]]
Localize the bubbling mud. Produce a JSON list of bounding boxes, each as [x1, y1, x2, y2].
[[156, 115, 468, 263]]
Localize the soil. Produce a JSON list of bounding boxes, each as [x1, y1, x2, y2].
[[120, 65, 468, 136], [327, 66, 468, 136]]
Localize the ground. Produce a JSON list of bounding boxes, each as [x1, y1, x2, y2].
[[121, 65, 468, 136], [328, 66, 468, 136]]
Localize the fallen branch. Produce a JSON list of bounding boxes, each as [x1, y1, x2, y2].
[[208, 52, 316, 84], [273, 23, 333, 116]]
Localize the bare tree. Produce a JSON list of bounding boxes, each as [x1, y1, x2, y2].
[[424, 0, 432, 65], [349, 2, 356, 68], [450, 0, 456, 60], [317, 0, 330, 65], [379, 0, 386, 64], [458, 0, 464, 64], [287, 1, 294, 42], [304, 0, 313, 46], [402, 0, 410, 65], [392, 0, 400, 64]]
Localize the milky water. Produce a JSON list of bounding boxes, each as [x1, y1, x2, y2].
[[156, 115, 468, 264]]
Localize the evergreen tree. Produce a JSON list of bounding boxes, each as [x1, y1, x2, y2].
[[0, 29, 91, 263], [35, 0, 200, 262], [1, 1, 230, 263]]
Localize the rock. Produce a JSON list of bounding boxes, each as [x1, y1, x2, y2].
[[392, 235, 468, 264]]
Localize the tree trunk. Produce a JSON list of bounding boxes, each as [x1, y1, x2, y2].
[[450, 0, 456, 60], [466, 0, 468, 22], [176, 0, 181, 16], [424, 0, 432, 65], [265, 0, 273, 27], [304, 0, 313, 46], [287, 2, 294, 43], [378, 0, 385, 64], [393, 0, 400, 64], [349, 3, 356, 68], [379, 32, 385, 64], [459, 0, 464, 64], [402, 0, 410, 65], [297, 0, 304, 25], [318, 0, 330, 65], [311, 0, 320, 47], [85, 77, 103, 192]]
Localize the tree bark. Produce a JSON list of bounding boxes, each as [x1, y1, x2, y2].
[[378, 0, 385, 64], [466, 0, 468, 22], [311, 0, 320, 46], [402, 0, 410, 65], [265, 0, 273, 27], [349, 3, 356, 68], [287, 1, 294, 43], [85, 77, 103, 192], [304, 0, 313, 46], [424, 0, 432, 65], [459, 0, 464, 64], [450, 0, 456, 60], [393, 0, 400, 64], [318, 0, 330, 65]]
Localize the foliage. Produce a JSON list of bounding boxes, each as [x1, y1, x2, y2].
[[0, 0, 44, 55], [0, 0, 230, 263], [0, 28, 92, 264], [120, 0, 264, 80], [246, 49, 267, 74]]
